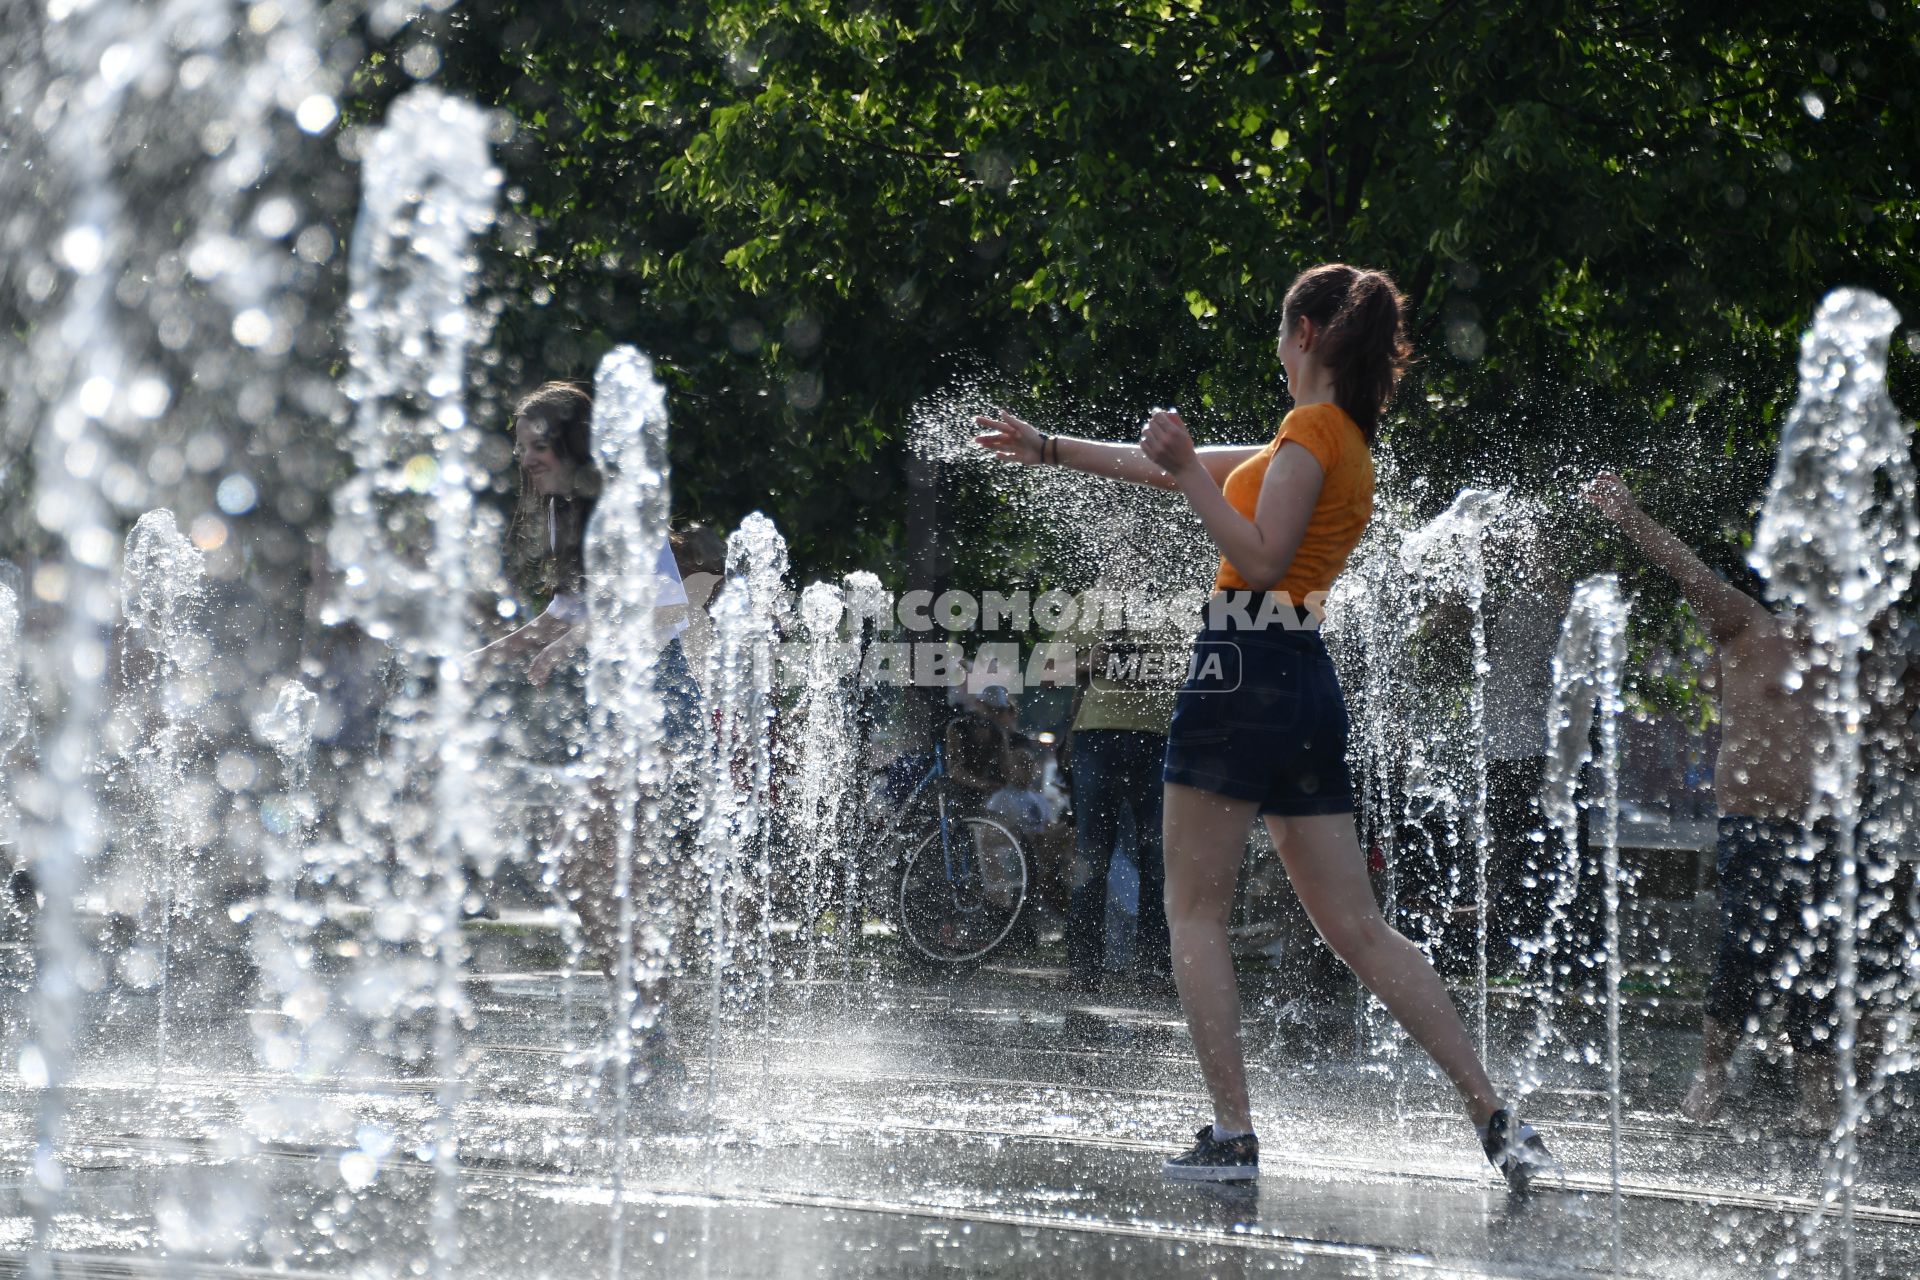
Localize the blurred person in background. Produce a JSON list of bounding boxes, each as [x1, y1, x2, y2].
[[472, 380, 703, 1091], [1061, 582, 1175, 994], [1586, 472, 1837, 1128]]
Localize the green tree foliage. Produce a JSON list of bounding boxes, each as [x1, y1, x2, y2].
[[392, 0, 1920, 588]]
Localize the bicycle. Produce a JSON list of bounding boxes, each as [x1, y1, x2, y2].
[[869, 733, 1030, 969]]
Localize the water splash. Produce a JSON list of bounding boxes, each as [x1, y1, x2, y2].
[[722, 515, 791, 1038], [1324, 518, 1419, 1067], [577, 345, 674, 1273], [114, 510, 209, 1079], [325, 85, 500, 1280], [0, 576, 26, 863], [248, 680, 320, 1083], [1398, 488, 1504, 1057], [788, 581, 860, 994], [840, 570, 891, 992], [11, 3, 144, 1261], [1751, 288, 1918, 1278], [1535, 571, 1630, 1264], [907, 390, 1216, 595], [696, 580, 757, 1150]]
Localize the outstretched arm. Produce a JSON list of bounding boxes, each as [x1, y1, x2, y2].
[[973, 408, 1262, 491], [1585, 472, 1770, 643]]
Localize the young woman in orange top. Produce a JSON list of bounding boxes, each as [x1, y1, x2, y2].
[[975, 263, 1555, 1189]]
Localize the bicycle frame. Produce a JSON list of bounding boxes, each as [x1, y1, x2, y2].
[[867, 742, 981, 913]]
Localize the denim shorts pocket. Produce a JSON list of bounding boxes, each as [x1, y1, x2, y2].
[[1163, 723, 1237, 790], [1159, 690, 1236, 752]]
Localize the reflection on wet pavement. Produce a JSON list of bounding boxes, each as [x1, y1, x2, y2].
[[0, 947, 1914, 1277]]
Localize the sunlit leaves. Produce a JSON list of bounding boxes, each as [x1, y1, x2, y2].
[[390, 0, 1920, 588]]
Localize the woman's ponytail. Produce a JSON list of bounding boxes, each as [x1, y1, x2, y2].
[[1281, 264, 1412, 444]]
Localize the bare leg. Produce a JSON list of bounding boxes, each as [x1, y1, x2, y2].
[[557, 778, 672, 1003], [1682, 1016, 1737, 1121], [1162, 783, 1262, 1133], [556, 779, 620, 968], [1268, 812, 1503, 1126]]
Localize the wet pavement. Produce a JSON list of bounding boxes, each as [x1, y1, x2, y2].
[[0, 926, 1915, 1277]]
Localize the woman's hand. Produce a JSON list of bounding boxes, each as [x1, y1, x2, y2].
[[973, 409, 1045, 465], [1139, 408, 1199, 480], [529, 624, 584, 688], [1584, 471, 1638, 524]]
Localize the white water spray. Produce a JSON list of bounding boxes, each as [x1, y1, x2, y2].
[[1399, 488, 1504, 1057], [116, 510, 209, 1079], [1751, 288, 1918, 1278], [578, 346, 675, 1275], [327, 86, 500, 1280], [1538, 571, 1630, 1264]]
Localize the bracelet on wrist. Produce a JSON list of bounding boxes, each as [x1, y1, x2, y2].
[[1037, 431, 1052, 464]]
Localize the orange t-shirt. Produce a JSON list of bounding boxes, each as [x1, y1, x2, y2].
[[1212, 402, 1374, 602]]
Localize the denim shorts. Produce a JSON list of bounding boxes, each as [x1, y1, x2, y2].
[[1161, 619, 1355, 816]]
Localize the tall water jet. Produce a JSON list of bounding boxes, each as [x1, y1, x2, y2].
[[789, 581, 859, 992], [324, 86, 501, 1280], [696, 579, 759, 1158], [7, 4, 148, 1261], [1325, 520, 1419, 1064], [1398, 488, 1503, 1056], [722, 516, 791, 1026], [840, 570, 891, 990], [1750, 289, 1919, 1277], [1536, 572, 1630, 1264], [249, 679, 320, 1078], [577, 346, 674, 1274], [0, 577, 24, 877], [114, 510, 210, 1078]]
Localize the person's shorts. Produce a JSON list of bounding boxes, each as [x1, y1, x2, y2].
[[1161, 617, 1355, 816], [1708, 815, 1836, 1050]]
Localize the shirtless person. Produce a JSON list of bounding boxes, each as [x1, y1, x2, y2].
[[1586, 473, 1831, 1125]]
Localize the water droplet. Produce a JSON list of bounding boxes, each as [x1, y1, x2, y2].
[[128, 375, 172, 419], [73, 527, 116, 569], [77, 376, 113, 418], [401, 43, 442, 79], [97, 42, 134, 89], [339, 1150, 378, 1189], [216, 751, 259, 791], [232, 308, 273, 348], [178, 54, 216, 91], [294, 224, 334, 263], [17, 1045, 48, 1088], [254, 197, 298, 240], [59, 227, 104, 274], [295, 95, 338, 134], [189, 514, 229, 550], [403, 454, 440, 493], [217, 474, 258, 515]]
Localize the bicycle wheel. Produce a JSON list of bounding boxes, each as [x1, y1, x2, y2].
[[896, 815, 1028, 966]]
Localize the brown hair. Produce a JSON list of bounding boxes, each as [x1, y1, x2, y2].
[[1281, 264, 1412, 444], [508, 381, 599, 598]]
